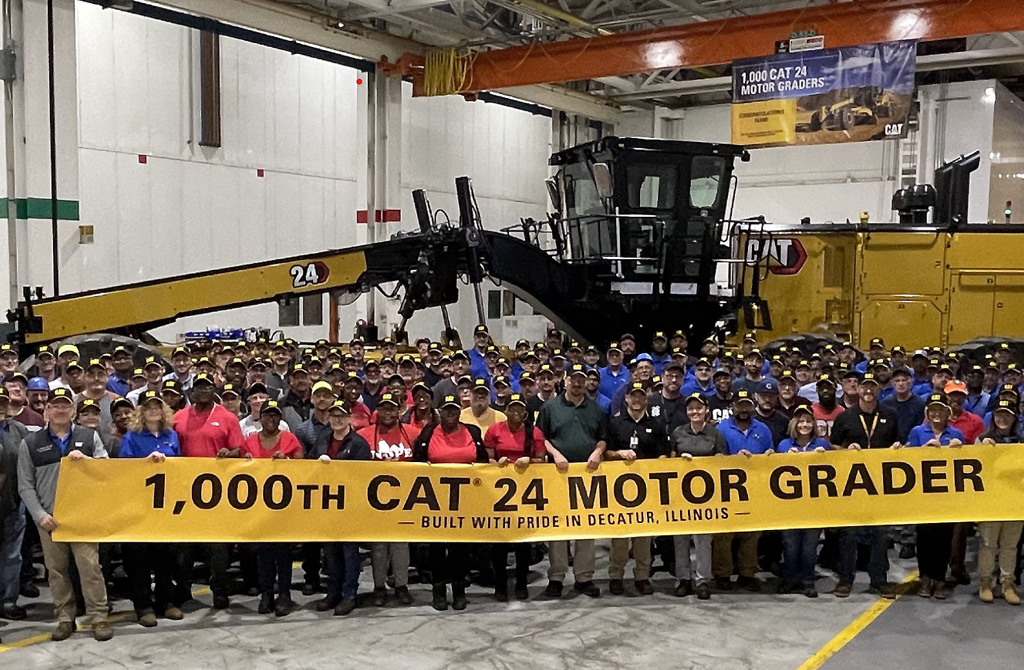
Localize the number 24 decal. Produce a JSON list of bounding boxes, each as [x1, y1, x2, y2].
[[290, 262, 330, 288]]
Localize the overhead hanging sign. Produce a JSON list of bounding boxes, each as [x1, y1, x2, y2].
[[52, 444, 1024, 543], [731, 40, 916, 148]]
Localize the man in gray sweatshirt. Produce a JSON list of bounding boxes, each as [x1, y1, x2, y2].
[[18, 387, 112, 642]]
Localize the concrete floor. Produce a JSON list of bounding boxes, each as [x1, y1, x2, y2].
[[0, 541, 1018, 670]]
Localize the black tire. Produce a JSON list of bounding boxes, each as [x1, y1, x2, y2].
[[809, 111, 822, 132], [841, 108, 856, 131]]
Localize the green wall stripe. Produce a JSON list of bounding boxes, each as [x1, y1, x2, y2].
[[0, 197, 80, 221]]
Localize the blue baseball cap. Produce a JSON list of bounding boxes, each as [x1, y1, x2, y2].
[[633, 353, 654, 364], [27, 376, 49, 392], [756, 379, 778, 394]]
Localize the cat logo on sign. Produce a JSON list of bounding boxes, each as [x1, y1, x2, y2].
[[745, 238, 807, 275]]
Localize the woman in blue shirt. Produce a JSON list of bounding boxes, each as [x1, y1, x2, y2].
[[777, 405, 829, 597], [118, 391, 183, 628], [904, 393, 964, 600]]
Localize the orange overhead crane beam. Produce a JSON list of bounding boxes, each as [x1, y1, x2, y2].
[[399, 0, 1024, 95]]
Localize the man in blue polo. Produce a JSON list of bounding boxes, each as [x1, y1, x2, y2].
[[468, 325, 491, 380], [712, 390, 772, 591], [598, 343, 629, 400]]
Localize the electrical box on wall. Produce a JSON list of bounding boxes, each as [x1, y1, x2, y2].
[[79, 225, 94, 244]]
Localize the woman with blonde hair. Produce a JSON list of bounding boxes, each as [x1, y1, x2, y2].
[[776, 405, 830, 597], [118, 391, 184, 628]]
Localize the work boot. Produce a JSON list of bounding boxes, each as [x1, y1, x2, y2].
[[1002, 579, 1021, 606], [543, 581, 563, 599], [301, 582, 319, 597], [138, 612, 158, 628], [51, 621, 76, 642], [737, 576, 762, 592], [396, 586, 414, 605], [452, 585, 468, 611], [514, 584, 529, 601], [371, 587, 387, 607], [833, 582, 853, 598], [608, 579, 624, 595], [979, 579, 994, 604], [695, 583, 711, 600], [494, 588, 509, 603], [573, 581, 600, 598], [164, 607, 184, 621], [432, 584, 448, 611], [1, 604, 27, 621], [333, 598, 357, 616], [212, 594, 230, 610], [917, 577, 934, 598], [93, 621, 114, 642], [20, 582, 40, 599], [274, 594, 294, 617], [257, 592, 274, 614], [635, 580, 653, 596], [674, 581, 693, 598], [715, 577, 733, 591], [803, 587, 819, 599], [315, 595, 340, 612]]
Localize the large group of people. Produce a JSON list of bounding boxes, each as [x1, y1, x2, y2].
[[0, 327, 1022, 643]]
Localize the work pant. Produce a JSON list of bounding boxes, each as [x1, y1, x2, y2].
[[547, 540, 596, 584], [20, 507, 38, 586], [978, 521, 1024, 585], [181, 543, 232, 597], [916, 523, 954, 583], [837, 526, 889, 586], [782, 529, 821, 589], [257, 544, 292, 597], [1, 505, 26, 606], [949, 522, 970, 577], [325, 543, 360, 602], [38, 529, 107, 624], [371, 543, 410, 589], [491, 543, 531, 591], [609, 537, 652, 581], [673, 534, 712, 585], [301, 542, 322, 587], [122, 543, 180, 615], [239, 544, 259, 592], [429, 543, 470, 586], [712, 532, 761, 579]]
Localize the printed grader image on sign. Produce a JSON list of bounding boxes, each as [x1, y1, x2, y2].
[[731, 40, 916, 147]]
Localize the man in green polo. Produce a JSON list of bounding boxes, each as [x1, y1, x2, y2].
[[536, 364, 608, 599]]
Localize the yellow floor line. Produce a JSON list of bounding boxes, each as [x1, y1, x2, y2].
[[794, 572, 919, 670], [0, 632, 52, 654]]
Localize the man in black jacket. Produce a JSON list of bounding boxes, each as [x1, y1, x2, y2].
[[0, 388, 29, 623]]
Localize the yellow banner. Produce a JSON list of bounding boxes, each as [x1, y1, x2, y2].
[[53, 445, 1024, 543], [731, 99, 797, 146]]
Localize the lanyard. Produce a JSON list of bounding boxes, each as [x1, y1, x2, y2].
[[859, 412, 879, 444]]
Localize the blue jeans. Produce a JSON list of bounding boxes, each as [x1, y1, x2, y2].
[[837, 526, 890, 586], [1, 504, 26, 606], [325, 543, 360, 601], [782, 529, 820, 588]]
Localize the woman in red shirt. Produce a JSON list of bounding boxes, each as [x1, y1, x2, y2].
[[484, 394, 548, 601], [413, 395, 488, 612], [402, 382, 438, 433], [242, 400, 302, 617]]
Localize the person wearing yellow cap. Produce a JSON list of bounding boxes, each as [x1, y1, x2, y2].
[[49, 353, 84, 393], [267, 341, 292, 397], [17, 387, 112, 641], [164, 346, 195, 394], [0, 387, 29, 621], [461, 379, 506, 432], [976, 400, 1023, 605], [279, 365, 314, 428], [128, 357, 167, 407], [28, 345, 57, 383], [72, 360, 121, 439]]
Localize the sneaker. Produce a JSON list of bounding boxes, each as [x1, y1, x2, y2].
[[608, 579, 624, 595], [138, 612, 158, 628], [898, 545, 916, 559], [212, 594, 230, 610], [635, 580, 653, 596], [20, 582, 40, 599], [333, 598, 357, 616], [371, 587, 387, 607], [51, 621, 76, 641], [833, 582, 853, 598], [396, 586, 414, 606], [737, 576, 762, 592], [543, 581, 563, 599], [452, 587, 467, 611], [274, 594, 294, 617], [1002, 580, 1021, 606], [674, 581, 693, 598], [301, 583, 319, 597], [803, 587, 819, 598], [1, 604, 27, 620], [715, 577, 733, 591], [979, 582, 994, 603], [695, 583, 711, 600], [93, 621, 114, 642], [315, 596, 341, 612], [163, 607, 184, 620], [257, 592, 274, 614], [432, 584, 448, 611], [514, 586, 529, 601], [573, 581, 600, 598], [917, 578, 934, 598]]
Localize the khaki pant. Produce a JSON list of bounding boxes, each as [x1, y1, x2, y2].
[[978, 521, 1024, 585], [39, 528, 108, 624], [609, 537, 652, 581], [547, 540, 596, 584], [712, 532, 761, 579]]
